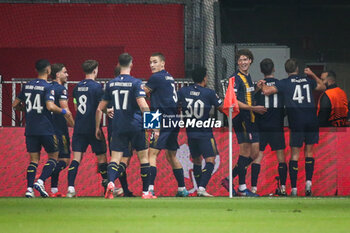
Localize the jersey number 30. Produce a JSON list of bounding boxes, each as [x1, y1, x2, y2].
[[184, 98, 204, 118]]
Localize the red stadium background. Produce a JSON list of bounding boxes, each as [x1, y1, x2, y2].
[[0, 127, 349, 197], [0, 3, 185, 126], [1, 3, 349, 197]]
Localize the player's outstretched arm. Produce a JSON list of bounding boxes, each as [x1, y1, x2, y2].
[[95, 100, 108, 140], [142, 85, 152, 99], [255, 80, 265, 93], [46, 101, 73, 122], [136, 97, 150, 113], [237, 100, 267, 115], [261, 84, 278, 96], [12, 98, 25, 111], [59, 99, 74, 127], [304, 68, 326, 91]]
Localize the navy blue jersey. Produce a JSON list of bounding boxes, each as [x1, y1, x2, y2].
[[145, 70, 178, 115], [17, 78, 55, 136], [232, 71, 256, 123], [73, 79, 104, 135], [103, 75, 146, 133], [178, 84, 222, 138], [275, 75, 317, 128], [255, 78, 284, 130], [51, 81, 68, 135]]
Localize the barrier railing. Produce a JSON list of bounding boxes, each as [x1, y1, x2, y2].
[[0, 78, 194, 127]]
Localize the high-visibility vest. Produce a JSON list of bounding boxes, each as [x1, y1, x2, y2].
[[317, 87, 348, 127]]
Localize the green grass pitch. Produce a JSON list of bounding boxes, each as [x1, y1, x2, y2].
[[1, 197, 350, 233]]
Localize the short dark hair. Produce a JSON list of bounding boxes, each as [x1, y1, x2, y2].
[[82, 60, 99, 74], [35, 59, 50, 74], [51, 63, 65, 80], [260, 58, 274, 76], [151, 52, 165, 62], [327, 70, 336, 81], [118, 53, 133, 67], [114, 65, 121, 77], [321, 70, 328, 76], [235, 49, 254, 63], [285, 58, 298, 73], [192, 66, 207, 83]]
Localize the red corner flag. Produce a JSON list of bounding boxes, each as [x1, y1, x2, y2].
[[223, 76, 240, 118]]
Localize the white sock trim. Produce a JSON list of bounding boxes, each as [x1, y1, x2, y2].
[[51, 188, 58, 194], [68, 186, 75, 192], [238, 184, 247, 191]]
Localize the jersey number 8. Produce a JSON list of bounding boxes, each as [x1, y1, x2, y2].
[[77, 95, 88, 114]]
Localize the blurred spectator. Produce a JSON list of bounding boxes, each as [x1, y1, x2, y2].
[[317, 70, 348, 127]]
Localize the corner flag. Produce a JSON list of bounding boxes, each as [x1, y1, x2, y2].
[[223, 76, 240, 198], [223, 77, 239, 118]]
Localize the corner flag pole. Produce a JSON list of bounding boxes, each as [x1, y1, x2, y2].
[[228, 106, 233, 198]]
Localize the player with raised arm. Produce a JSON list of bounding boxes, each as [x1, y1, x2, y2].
[[49, 63, 74, 197], [143, 52, 189, 197], [12, 59, 73, 198], [178, 67, 223, 197], [66, 60, 108, 198], [261, 58, 326, 196], [221, 49, 266, 196], [253, 58, 286, 195], [96, 53, 157, 199]]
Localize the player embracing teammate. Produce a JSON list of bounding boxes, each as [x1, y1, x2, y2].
[[260, 58, 325, 196]]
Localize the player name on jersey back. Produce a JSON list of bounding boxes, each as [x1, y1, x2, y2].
[[110, 82, 132, 87], [291, 78, 308, 83], [190, 91, 200, 96], [77, 87, 89, 91], [25, 85, 45, 91]]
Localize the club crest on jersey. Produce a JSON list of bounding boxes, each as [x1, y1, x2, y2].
[[143, 110, 162, 129]]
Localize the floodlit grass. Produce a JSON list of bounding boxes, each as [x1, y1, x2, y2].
[[1, 197, 350, 233]]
